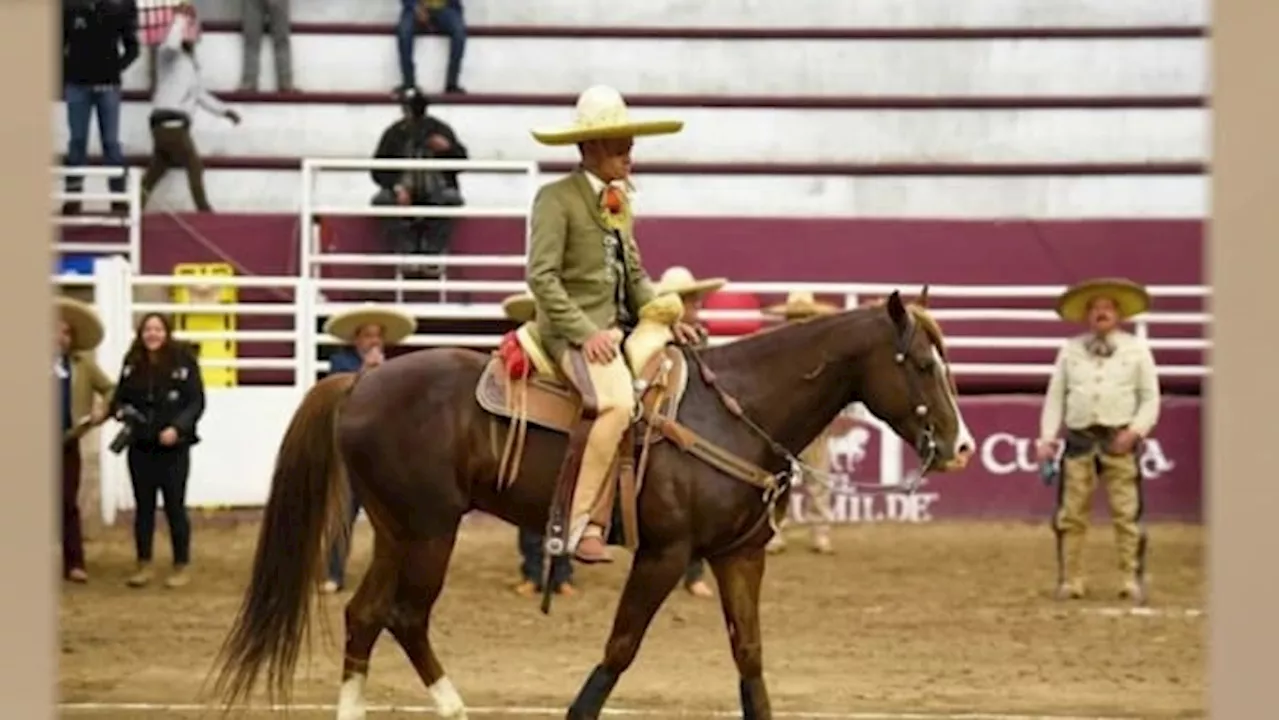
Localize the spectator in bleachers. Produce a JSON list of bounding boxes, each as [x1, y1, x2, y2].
[[109, 312, 206, 589], [370, 87, 468, 278], [762, 292, 838, 556], [319, 304, 417, 594], [238, 0, 295, 92], [397, 0, 468, 95], [61, 0, 140, 216], [1037, 278, 1161, 605], [141, 6, 241, 212], [55, 297, 116, 584]]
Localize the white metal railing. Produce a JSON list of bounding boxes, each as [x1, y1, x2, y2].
[[51, 166, 143, 274], [67, 259, 1211, 386], [298, 158, 539, 304]]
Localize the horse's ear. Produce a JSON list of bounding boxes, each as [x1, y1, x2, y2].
[[886, 290, 908, 330], [917, 284, 930, 308]]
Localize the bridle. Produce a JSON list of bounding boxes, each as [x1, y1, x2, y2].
[[685, 308, 947, 499]]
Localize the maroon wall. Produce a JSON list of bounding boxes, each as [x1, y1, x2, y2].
[[60, 214, 1205, 390], [799, 395, 1202, 524]]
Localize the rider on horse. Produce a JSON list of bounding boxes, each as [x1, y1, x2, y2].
[[526, 85, 700, 563]]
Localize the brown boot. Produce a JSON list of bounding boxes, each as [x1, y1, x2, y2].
[[126, 562, 153, 588], [164, 565, 190, 589], [573, 534, 613, 564], [685, 579, 715, 599], [1054, 579, 1087, 600], [555, 582, 578, 597], [512, 579, 538, 598], [1119, 578, 1148, 605]]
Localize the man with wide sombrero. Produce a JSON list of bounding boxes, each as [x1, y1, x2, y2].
[[761, 291, 839, 555], [1036, 278, 1161, 605], [320, 303, 417, 594], [525, 84, 700, 564], [55, 297, 117, 583]]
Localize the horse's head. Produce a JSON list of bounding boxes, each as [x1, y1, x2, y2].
[[855, 288, 975, 474]]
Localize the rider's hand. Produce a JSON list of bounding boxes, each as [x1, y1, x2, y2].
[[672, 321, 702, 346], [582, 330, 619, 365], [394, 185, 411, 205], [1108, 429, 1140, 455], [362, 346, 385, 369], [1034, 440, 1058, 462]]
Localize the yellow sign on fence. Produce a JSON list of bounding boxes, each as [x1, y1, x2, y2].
[[171, 263, 237, 388]]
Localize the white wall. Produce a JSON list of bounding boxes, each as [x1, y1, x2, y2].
[[52, 102, 1208, 165], [120, 35, 1208, 96], [191, 0, 1208, 29], [129, 168, 1205, 219]]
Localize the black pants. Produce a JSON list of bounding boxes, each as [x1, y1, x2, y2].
[[127, 445, 192, 566], [371, 187, 457, 256]]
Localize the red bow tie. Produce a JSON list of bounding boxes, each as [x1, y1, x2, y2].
[[600, 186, 624, 215]]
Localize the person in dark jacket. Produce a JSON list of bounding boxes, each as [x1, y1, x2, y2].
[[370, 86, 468, 278], [109, 312, 205, 589], [61, 0, 140, 216], [319, 304, 417, 594]]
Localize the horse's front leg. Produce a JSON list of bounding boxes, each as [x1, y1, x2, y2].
[[566, 543, 689, 720], [709, 547, 772, 720]]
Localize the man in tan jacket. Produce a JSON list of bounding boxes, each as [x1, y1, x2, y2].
[[526, 86, 699, 563], [1036, 278, 1161, 604], [55, 297, 116, 583]]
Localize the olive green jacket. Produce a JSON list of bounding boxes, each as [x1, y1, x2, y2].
[[526, 169, 656, 360]]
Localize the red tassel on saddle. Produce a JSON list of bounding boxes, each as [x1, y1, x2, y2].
[[498, 331, 531, 380]]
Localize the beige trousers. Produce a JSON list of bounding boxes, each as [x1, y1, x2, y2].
[[1054, 445, 1146, 588], [559, 350, 635, 543]]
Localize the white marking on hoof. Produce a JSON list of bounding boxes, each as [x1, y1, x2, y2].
[[427, 676, 468, 719], [336, 673, 367, 720]]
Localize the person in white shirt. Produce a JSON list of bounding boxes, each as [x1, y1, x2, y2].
[[1036, 278, 1161, 605], [140, 5, 240, 211]]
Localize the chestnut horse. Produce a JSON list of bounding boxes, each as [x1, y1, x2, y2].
[[210, 290, 975, 720]]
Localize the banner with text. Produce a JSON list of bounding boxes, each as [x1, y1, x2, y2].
[[785, 395, 1201, 525]]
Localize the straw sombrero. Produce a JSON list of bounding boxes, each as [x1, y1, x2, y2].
[[323, 304, 416, 345], [55, 297, 104, 352], [501, 294, 537, 324], [653, 266, 726, 299], [530, 85, 684, 146], [1055, 278, 1150, 323], [762, 291, 839, 320]]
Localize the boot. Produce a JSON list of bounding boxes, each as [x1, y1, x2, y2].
[[810, 526, 833, 555], [1054, 532, 1086, 599], [126, 562, 153, 588], [573, 528, 612, 564], [1119, 577, 1148, 606], [765, 532, 787, 555], [66, 567, 89, 584], [164, 564, 190, 589]]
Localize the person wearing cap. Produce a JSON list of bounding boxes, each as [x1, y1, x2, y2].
[[525, 85, 701, 564], [651, 266, 728, 598], [54, 297, 117, 583], [1036, 278, 1161, 604], [761, 291, 840, 556], [370, 86, 469, 278], [500, 293, 580, 599], [320, 304, 417, 594]]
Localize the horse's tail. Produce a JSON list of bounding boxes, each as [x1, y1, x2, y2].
[[207, 371, 359, 712]]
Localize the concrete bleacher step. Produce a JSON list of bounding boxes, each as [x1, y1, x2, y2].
[[120, 34, 1207, 97], [53, 102, 1208, 166], [190, 0, 1207, 29], [125, 164, 1205, 219]]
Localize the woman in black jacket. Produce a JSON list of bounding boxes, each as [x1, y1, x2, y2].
[[109, 312, 205, 589]]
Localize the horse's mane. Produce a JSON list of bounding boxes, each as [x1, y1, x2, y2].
[[906, 304, 949, 361]]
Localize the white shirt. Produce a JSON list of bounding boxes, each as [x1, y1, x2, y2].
[[151, 15, 229, 120], [1038, 330, 1162, 441]]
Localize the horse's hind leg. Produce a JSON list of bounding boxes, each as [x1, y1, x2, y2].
[[566, 544, 690, 720], [386, 532, 467, 719], [336, 534, 403, 720], [708, 548, 772, 720]]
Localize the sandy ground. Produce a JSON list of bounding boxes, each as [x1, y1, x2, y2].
[[58, 516, 1205, 719]]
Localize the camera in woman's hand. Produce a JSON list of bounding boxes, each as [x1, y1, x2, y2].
[[108, 405, 148, 455]]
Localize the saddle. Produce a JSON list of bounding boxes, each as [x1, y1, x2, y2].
[[475, 294, 692, 553]]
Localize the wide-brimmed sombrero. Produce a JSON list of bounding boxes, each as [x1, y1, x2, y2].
[[323, 304, 417, 345], [762, 291, 839, 320], [501, 294, 537, 323], [1055, 277, 1150, 323], [56, 296, 104, 352], [654, 266, 727, 299], [531, 85, 684, 146]]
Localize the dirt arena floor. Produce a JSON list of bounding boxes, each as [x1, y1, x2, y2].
[[58, 515, 1205, 719]]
